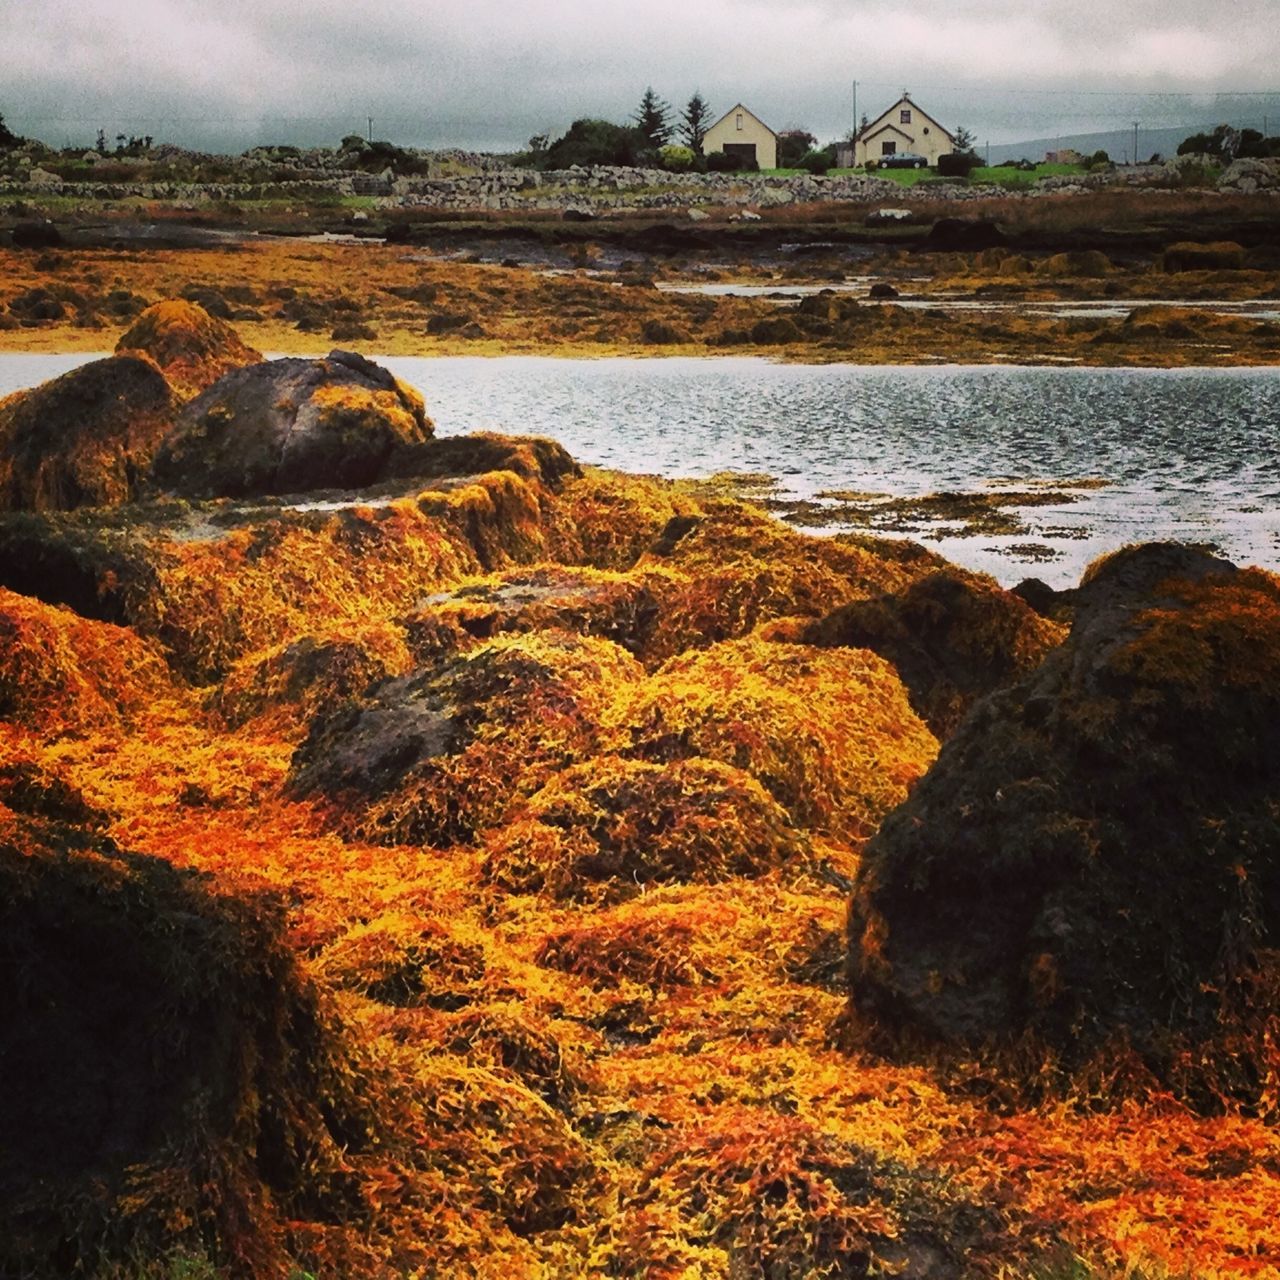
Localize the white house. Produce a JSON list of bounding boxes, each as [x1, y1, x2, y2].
[[844, 93, 955, 167], [702, 103, 778, 171]]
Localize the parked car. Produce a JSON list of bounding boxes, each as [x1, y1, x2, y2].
[[879, 152, 929, 169]]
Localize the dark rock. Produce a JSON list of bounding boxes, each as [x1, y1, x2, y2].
[[178, 284, 234, 318], [0, 355, 177, 511], [868, 282, 899, 299], [0, 828, 371, 1273], [801, 569, 1065, 739], [10, 219, 61, 249], [749, 316, 803, 344], [563, 208, 595, 222], [387, 432, 580, 486], [922, 218, 1007, 251], [640, 318, 689, 344], [848, 545, 1280, 1105], [151, 350, 433, 499], [425, 311, 471, 335]]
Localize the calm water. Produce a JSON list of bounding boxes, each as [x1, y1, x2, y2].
[[3, 354, 1278, 587]]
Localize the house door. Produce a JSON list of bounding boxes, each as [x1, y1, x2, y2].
[[722, 143, 757, 166]]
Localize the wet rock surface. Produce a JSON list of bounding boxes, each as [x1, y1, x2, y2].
[[152, 348, 433, 498], [849, 544, 1280, 1103]]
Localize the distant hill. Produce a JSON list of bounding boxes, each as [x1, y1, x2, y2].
[[984, 125, 1207, 166]]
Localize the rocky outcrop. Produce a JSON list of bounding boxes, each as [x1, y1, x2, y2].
[[288, 631, 643, 845], [115, 298, 263, 399], [0, 826, 372, 1275], [800, 569, 1066, 739], [0, 354, 176, 511], [151, 349, 433, 498], [848, 545, 1280, 1104]]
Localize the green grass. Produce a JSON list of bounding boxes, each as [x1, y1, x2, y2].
[[867, 162, 1087, 187]]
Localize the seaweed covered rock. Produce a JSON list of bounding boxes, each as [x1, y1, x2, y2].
[[0, 830, 372, 1275], [801, 568, 1066, 738], [115, 298, 263, 400], [152, 350, 433, 499], [0, 355, 176, 511], [388, 432, 580, 488], [211, 620, 413, 735], [485, 755, 810, 902], [633, 502, 941, 665], [289, 631, 644, 846], [615, 636, 938, 841], [0, 586, 177, 734], [404, 564, 666, 661], [848, 545, 1280, 1104]]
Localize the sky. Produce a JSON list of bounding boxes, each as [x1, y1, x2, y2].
[[4, 0, 1280, 154]]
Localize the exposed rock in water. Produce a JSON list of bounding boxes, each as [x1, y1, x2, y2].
[[115, 298, 263, 399], [0, 825, 374, 1275], [800, 568, 1066, 739], [848, 544, 1280, 1106], [151, 349, 433, 499], [0, 355, 176, 511]]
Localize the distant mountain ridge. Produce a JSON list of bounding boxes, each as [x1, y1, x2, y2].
[[984, 125, 1223, 166]]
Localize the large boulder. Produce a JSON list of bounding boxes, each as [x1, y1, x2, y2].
[[151, 350, 433, 499], [0, 355, 176, 511], [115, 298, 263, 399], [848, 545, 1280, 1104], [0, 827, 372, 1274]]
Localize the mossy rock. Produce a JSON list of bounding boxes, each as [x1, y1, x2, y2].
[[614, 636, 938, 841], [484, 754, 810, 901], [0, 355, 176, 511], [0, 828, 372, 1274], [152, 349, 433, 499], [801, 568, 1066, 738], [849, 544, 1280, 1107], [288, 631, 644, 845], [115, 298, 263, 400]]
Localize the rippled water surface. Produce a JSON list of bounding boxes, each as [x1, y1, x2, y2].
[[4, 354, 1277, 587]]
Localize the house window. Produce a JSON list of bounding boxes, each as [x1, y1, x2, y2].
[[900, 109, 912, 124], [736, 113, 743, 131], [923, 127, 930, 135], [882, 140, 896, 155]]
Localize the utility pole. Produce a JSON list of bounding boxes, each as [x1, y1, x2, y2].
[[1133, 121, 1139, 166], [367, 115, 373, 143]]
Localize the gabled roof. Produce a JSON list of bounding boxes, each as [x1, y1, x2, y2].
[[707, 102, 777, 138], [859, 94, 954, 144], [862, 122, 915, 144]]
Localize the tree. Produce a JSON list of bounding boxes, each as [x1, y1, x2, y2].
[[633, 87, 673, 148], [680, 91, 712, 155], [1177, 124, 1241, 161], [0, 112, 19, 151], [952, 125, 977, 156], [777, 129, 817, 168], [541, 118, 650, 169]]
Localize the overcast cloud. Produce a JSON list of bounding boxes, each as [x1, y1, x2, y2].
[[5, 0, 1279, 153]]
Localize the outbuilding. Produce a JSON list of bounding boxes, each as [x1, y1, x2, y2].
[[703, 103, 778, 171]]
